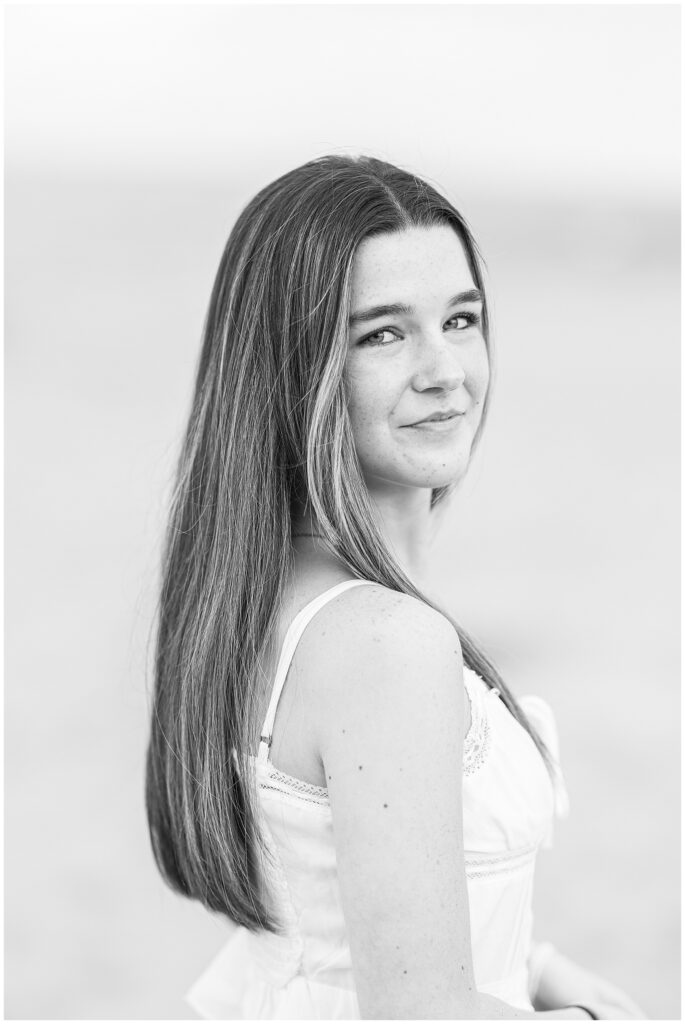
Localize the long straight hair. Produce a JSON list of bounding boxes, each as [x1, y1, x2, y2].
[[145, 155, 552, 934]]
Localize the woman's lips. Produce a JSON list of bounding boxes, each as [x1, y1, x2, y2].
[[403, 413, 465, 431]]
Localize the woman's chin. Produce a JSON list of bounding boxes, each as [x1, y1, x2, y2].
[[427, 472, 466, 491], [359, 454, 472, 494], [379, 469, 467, 493], [417, 458, 471, 490]]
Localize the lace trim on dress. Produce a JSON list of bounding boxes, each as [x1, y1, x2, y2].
[[462, 669, 492, 778], [464, 842, 538, 880], [258, 763, 330, 807]]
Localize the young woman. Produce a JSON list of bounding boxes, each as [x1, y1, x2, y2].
[[146, 155, 646, 1020]]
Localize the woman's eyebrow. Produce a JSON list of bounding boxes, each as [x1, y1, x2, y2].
[[349, 288, 483, 326]]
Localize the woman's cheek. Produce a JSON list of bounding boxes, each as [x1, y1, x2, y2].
[[346, 366, 384, 422], [469, 341, 490, 404], [346, 383, 371, 427], [345, 389, 376, 456]]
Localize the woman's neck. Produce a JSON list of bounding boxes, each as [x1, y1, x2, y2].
[[291, 486, 435, 592]]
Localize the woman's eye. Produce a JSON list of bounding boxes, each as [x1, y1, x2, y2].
[[447, 312, 480, 330], [358, 328, 400, 347]]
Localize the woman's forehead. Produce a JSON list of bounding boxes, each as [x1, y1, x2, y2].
[[350, 225, 475, 307]]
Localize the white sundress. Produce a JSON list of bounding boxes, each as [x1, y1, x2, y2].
[[186, 579, 569, 1018]]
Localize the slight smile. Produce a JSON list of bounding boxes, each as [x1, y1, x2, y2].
[[402, 412, 465, 432]]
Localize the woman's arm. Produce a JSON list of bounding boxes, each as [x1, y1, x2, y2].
[[305, 586, 598, 1020]]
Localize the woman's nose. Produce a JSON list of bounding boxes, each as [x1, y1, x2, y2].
[[411, 333, 466, 393]]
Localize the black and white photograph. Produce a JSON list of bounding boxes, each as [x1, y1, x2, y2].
[[5, 3, 680, 1020]]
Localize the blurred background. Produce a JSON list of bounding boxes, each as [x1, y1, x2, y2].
[[5, 4, 680, 1019]]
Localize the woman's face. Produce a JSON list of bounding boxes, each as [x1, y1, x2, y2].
[[344, 224, 490, 496]]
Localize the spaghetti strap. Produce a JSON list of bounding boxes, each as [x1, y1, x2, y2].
[[257, 579, 378, 764]]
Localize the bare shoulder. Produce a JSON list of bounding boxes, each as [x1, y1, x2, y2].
[[329, 581, 457, 635], [292, 582, 465, 759], [294, 582, 462, 681]]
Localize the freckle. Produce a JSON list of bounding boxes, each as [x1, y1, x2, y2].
[[342, 729, 345, 734], [358, 765, 363, 770], [327, 775, 332, 780], [403, 970, 407, 975]]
